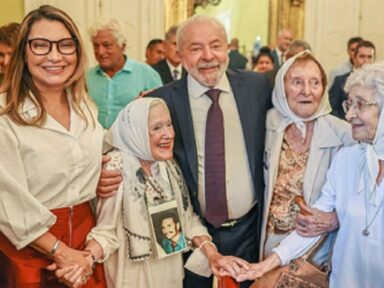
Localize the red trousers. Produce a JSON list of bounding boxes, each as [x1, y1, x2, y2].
[[0, 201, 107, 288]]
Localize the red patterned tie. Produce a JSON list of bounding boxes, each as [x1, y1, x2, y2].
[[205, 89, 228, 227]]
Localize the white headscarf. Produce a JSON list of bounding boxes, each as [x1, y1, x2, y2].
[[105, 97, 156, 161], [272, 50, 332, 138], [105, 97, 183, 261], [362, 122, 384, 206]]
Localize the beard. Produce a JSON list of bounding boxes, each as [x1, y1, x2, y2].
[[186, 57, 229, 87]]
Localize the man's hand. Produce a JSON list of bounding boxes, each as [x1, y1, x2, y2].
[[295, 201, 339, 237], [97, 155, 122, 198]]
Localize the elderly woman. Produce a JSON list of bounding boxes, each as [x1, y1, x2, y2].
[[237, 62, 384, 287], [0, 5, 106, 287], [258, 50, 354, 268], [84, 97, 248, 288]]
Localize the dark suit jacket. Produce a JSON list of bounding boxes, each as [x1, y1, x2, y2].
[[151, 59, 186, 85], [228, 50, 248, 69], [264, 68, 278, 89], [149, 69, 272, 217], [271, 49, 280, 69], [329, 72, 350, 119]]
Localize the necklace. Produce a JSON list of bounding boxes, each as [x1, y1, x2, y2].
[[362, 185, 384, 236]]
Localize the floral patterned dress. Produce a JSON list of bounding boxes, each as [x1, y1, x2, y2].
[[264, 135, 309, 257]]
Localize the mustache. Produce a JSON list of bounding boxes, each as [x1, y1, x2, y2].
[[197, 61, 220, 69]]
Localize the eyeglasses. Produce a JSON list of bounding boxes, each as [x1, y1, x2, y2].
[[27, 38, 78, 55], [342, 98, 377, 114], [290, 78, 322, 90]]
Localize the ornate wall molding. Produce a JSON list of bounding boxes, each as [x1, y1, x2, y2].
[[268, 0, 305, 47], [165, 0, 188, 29]]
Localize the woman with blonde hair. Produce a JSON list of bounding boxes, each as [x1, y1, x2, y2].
[[0, 5, 106, 287]]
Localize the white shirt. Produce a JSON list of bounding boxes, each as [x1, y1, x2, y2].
[[187, 74, 255, 219], [328, 61, 353, 89], [0, 93, 104, 249], [274, 145, 384, 288], [166, 60, 182, 80]]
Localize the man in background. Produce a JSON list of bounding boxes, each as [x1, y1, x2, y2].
[[329, 40, 375, 119], [145, 38, 165, 65], [152, 25, 185, 84], [271, 28, 293, 69], [87, 19, 161, 128], [0, 22, 20, 85], [265, 39, 311, 88], [328, 36, 363, 88], [228, 38, 248, 69]]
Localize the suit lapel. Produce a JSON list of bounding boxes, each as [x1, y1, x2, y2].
[[227, 71, 255, 175], [170, 77, 198, 186]]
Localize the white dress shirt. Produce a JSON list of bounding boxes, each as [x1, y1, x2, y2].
[[166, 60, 182, 80], [0, 93, 104, 249], [187, 74, 255, 219]]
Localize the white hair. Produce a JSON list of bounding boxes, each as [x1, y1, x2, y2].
[[89, 19, 127, 48], [176, 15, 228, 51], [344, 62, 384, 109]]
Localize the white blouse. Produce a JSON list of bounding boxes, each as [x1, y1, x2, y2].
[[274, 145, 384, 288], [0, 94, 104, 249]]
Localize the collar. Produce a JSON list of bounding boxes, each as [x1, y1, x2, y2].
[[267, 109, 344, 149], [96, 55, 132, 75], [166, 59, 182, 73], [274, 47, 283, 57], [187, 73, 231, 99]]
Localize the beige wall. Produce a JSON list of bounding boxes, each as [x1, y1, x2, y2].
[[195, 0, 269, 59], [0, 0, 24, 26]]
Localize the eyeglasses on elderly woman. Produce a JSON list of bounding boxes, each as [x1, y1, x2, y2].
[[342, 97, 377, 114], [27, 37, 78, 55]]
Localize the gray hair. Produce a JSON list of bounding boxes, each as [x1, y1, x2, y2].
[[344, 62, 384, 109], [176, 15, 227, 51], [285, 39, 311, 60], [165, 25, 178, 41], [149, 98, 169, 112], [288, 39, 311, 52], [89, 19, 127, 47]]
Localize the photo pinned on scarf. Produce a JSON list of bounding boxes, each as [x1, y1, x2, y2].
[[148, 200, 188, 259]]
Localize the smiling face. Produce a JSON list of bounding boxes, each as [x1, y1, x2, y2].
[[148, 103, 175, 161], [255, 54, 274, 73], [179, 20, 228, 88], [345, 85, 380, 142], [161, 217, 180, 241], [25, 19, 77, 93], [92, 29, 125, 74], [284, 59, 324, 118]]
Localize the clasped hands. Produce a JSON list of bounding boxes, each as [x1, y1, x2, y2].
[[233, 203, 340, 283], [46, 244, 95, 288]]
